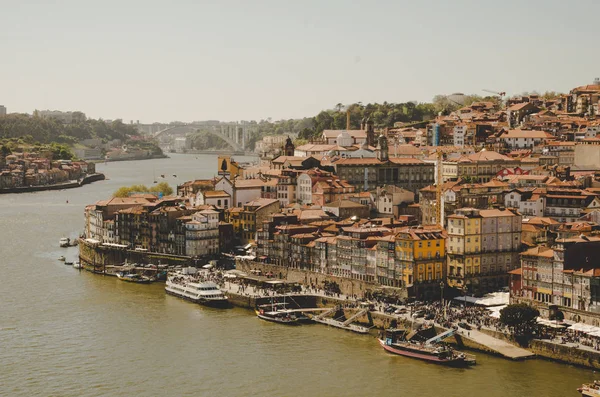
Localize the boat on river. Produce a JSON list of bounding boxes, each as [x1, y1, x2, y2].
[[58, 255, 66, 261], [116, 272, 154, 284], [73, 261, 82, 269], [579, 381, 600, 396], [165, 274, 229, 307], [379, 328, 476, 367], [64, 261, 73, 266], [59, 238, 70, 247], [256, 304, 300, 325]]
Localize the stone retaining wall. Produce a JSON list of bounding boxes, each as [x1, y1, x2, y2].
[[79, 239, 193, 272], [236, 260, 407, 300], [529, 340, 600, 369]]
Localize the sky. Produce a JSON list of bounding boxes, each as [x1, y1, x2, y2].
[[1, 0, 599, 124]]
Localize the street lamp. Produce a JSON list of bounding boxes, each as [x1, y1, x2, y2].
[[463, 284, 468, 308], [440, 280, 445, 321]]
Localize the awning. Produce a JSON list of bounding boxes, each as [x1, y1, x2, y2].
[[568, 323, 600, 335], [537, 317, 568, 328]]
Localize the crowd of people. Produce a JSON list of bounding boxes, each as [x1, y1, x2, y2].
[[171, 266, 600, 354]]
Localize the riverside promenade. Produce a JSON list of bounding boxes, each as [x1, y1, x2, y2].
[[455, 327, 535, 359], [221, 280, 535, 359]]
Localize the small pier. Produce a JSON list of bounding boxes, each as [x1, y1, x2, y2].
[[454, 328, 535, 360]]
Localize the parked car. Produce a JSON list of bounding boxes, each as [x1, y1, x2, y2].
[[458, 322, 472, 330], [424, 313, 435, 320], [384, 306, 395, 314], [412, 310, 425, 319], [395, 308, 407, 314]]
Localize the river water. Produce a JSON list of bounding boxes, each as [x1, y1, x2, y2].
[[0, 153, 591, 396]]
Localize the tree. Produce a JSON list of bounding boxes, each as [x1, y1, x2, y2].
[[149, 182, 173, 196], [1, 145, 11, 157], [113, 182, 173, 198], [499, 303, 539, 340]]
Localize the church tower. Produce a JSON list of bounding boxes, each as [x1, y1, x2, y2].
[[283, 136, 295, 156], [366, 117, 375, 147], [376, 134, 389, 162]]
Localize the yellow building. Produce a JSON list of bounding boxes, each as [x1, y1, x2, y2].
[[446, 208, 481, 289], [227, 198, 281, 244], [447, 207, 521, 294], [395, 225, 446, 288], [217, 155, 243, 178]]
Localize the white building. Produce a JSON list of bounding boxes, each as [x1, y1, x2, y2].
[[499, 130, 553, 149], [185, 209, 220, 257], [196, 190, 231, 209], [322, 130, 367, 145], [453, 124, 467, 147], [215, 176, 264, 207], [504, 189, 544, 217], [297, 173, 313, 205]]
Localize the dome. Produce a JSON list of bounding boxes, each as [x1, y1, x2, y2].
[[337, 131, 353, 147]]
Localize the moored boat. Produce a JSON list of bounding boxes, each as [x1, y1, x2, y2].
[[64, 261, 73, 266], [73, 261, 82, 269], [59, 237, 70, 247], [379, 328, 476, 367], [165, 273, 229, 307], [579, 381, 600, 396], [116, 272, 154, 284], [58, 256, 66, 261], [255, 305, 300, 325]]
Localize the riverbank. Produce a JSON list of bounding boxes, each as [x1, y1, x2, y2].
[[173, 149, 249, 156], [102, 153, 169, 163], [78, 240, 600, 369], [0, 173, 105, 194]]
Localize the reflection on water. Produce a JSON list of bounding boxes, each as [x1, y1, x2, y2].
[[0, 154, 591, 396]]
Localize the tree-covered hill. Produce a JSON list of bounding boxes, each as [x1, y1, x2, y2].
[[0, 114, 139, 144]]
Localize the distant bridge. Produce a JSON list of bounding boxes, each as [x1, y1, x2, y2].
[[154, 123, 257, 152]]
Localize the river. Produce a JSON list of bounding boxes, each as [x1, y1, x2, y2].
[[0, 153, 591, 396]]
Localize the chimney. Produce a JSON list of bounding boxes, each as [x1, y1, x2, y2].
[[346, 109, 351, 131]]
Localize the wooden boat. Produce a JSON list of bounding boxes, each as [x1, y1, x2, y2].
[[58, 256, 66, 261], [379, 328, 476, 367], [256, 307, 300, 325], [579, 381, 600, 396], [64, 261, 73, 266], [116, 272, 154, 284]]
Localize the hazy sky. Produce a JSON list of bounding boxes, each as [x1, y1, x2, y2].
[[2, 0, 599, 123]]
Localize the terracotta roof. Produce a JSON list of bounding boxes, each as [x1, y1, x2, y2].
[[500, 130, 553, 139], [203, 190, 230, 198], [388, 157, 426, 165], [323, 200, 368, 209], [521, 245, 554, 258], [479, 209, 518, 218], [334, 157, 383, 165], [508, 102, 535, 111]]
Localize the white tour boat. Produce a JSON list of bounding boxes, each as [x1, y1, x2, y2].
[[165, 274, 229, 308]]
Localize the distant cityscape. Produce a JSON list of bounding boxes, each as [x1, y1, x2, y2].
[[76, 79, 600, 324]]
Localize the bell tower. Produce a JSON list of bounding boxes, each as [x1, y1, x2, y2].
[[376, 134, 389, 162]]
